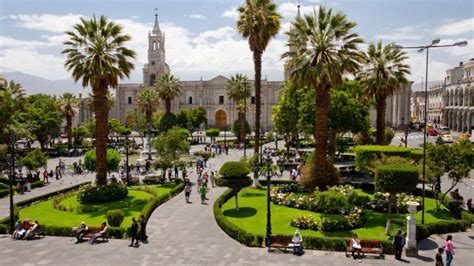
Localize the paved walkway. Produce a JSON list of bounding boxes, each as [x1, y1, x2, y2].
[[1, 145, 473, 265]]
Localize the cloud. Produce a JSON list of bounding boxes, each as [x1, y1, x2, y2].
[[434, 18, 474, 36], [222, 6, 238, 20], [405, 49, 451, 82], [187, 14, 206, 20], [0, 36, 53, 48], [8, 13, 83, 33], [438, 38, 473, 57], [278, 2, 317, 20], [375, 26, 424, 41]]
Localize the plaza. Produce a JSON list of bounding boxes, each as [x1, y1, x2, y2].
[[1, 0, 473, 265]]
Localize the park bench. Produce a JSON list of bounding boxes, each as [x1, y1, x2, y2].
[[345, 239, 384, 258], [25, 225, 45, 240], [82, 227, 108, 243], [269, 235, 293, 252]]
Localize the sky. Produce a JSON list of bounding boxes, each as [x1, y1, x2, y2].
[[0, 0, 473, 87]]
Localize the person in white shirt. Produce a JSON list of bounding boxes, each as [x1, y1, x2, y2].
[[292, 230, 303, 255], [351, 234, 362, 262]]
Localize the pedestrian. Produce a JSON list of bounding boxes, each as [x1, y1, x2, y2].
[[49, 169, 54, 181], [18, 173, 25, 194], [210, 171, 216, 188], [351, 234, 362, 262], [182, 167, 187, 182], [444, 235, 454, 266], [174, 165, 178, 178], [129, 217, 139, 247], [393, 229, 405, 260], [292, 229, 303, 255], [55, 166, 60, 180], [199, 184, 207, 204], [436, 247, 444, 266], [184, 183, 192, 203], [43, 169, 49, 184], [26, 172, 32, 192], [138, 214, 148, 242]]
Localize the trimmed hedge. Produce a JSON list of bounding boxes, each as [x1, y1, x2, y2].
[[213, 188, 395, 254], [0, 189, 8, 198], [375, 164, 418, 194], [416, 220, 470, 241], [107, 209, 125, 227], [355, 145, 420, 175]]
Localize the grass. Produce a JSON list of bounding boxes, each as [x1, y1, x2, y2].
[[19, 184, 176, 229], [221, 188, 456, 241]]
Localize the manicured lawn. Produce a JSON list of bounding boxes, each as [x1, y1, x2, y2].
[[19, 184, 176, 229], [221, 188, 455, 240]]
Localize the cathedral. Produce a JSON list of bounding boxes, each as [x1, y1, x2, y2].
[[77, 12, 411, 132]]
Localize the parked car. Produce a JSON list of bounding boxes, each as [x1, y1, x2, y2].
[[428, 128, 438, 136], [441, 134, 453, 143], [439, 126, 450, 134]]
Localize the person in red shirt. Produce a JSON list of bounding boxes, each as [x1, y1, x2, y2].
[[43, 169, 49, 184]]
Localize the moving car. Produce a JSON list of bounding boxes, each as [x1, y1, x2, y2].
[[439, 126, 450, 134], [441, 134, 453, 143]]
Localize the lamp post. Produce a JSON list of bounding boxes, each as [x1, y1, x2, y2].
[[224, 125, 227, 146], [393, 39, 468, 224], [8, 135, 16, 233], [404, 126, 410, 148], [253, 155, 284, 251], [260, 130, 265, 163], [125, 135, 130, 185]]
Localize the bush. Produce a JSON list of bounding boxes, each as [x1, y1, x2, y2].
[[384, 128, 395, 145], [77, 183, 128, 204], [375, 164, 418, 194], [142, 176, 165, 185], [299, 160, 340, 191], [316, 190, 351, 214], [0, 189, 8, 198], [417, 220, 470, 241], [291, 215, 318, 230], [83, 149, 122, 173], [21, 148, 48, 171], [355, 145, 413, 175], [194, 151, 213, 159], [219, 161, 250, 178], [205, 128, 220, 137], [107, 209, 125, 227], [231, 119, 251, 140]]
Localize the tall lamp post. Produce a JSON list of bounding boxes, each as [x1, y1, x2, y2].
[[253, 156, 284, 251], [8, 135, 17, 232], [124, 135, 130, 185], [393, 39, 468, 224]]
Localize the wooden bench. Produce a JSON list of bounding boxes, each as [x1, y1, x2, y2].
[[269, 235, 293, 252], [346, 239, 384, 258], [81, 227, 108, 243], [25, 225, 45, 240]]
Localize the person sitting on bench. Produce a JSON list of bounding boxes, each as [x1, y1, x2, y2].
[[351, 234, 362, 262], [73, 221, 88, 243], [451, 189, 464, 204], [467, 199, 474, 213], [90, 222, 107, 244], [12, 221, 23, 240], [24, 219, 40, 239], [292, 230, 303, 255]]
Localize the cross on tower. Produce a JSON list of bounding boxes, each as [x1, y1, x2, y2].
[[155, 8, 158, 18]]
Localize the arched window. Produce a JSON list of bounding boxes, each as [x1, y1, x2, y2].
[[153, 41, 157, 50], [157, 41, 160, 50]]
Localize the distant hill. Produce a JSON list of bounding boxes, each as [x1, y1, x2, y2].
[[411, 80, 443, 92], [2, 71, 91, 96]]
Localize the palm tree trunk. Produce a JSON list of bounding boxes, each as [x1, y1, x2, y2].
[[165, 99, 171, 114], [147, 111, 152, 160], [376, 97, 387, 145], [252, 51, 262, 188], [314, 86, 330, 169], [67, 115, 73, 150], [239, 110, 245, 143], [93, 86, 109, 186]]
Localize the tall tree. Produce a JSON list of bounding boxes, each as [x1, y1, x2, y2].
[[63, 15, 136, 186], [237, 0, 281, 156], [177, 108, 207, 137], [58, 92, 80, 149], [358, 41, 410, 145], [155, 73, 181, 114], [226, 74, 252, 143], [282, 6, 365, 190], [0, 79, 26, 143], [136, 87, 160, 159]]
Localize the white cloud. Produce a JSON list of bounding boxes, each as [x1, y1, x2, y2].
[[8, 13, 83, 33], [0, 36, 53, 48], [187, 14, 206, 20], [375, 26, 424, 41], [222, 6, 238, 20], [405, 49, 451, 82], [438, 38, 473, 57], [434, 18, 474, 36], [278, 2, 316, 20]]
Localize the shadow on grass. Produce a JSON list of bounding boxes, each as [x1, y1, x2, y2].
[[241, 192, 265, 198], [223, 207, 258, 218], [425, 209, 454, 220]]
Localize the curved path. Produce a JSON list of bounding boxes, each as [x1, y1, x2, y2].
[[0, 145, 472, 265]]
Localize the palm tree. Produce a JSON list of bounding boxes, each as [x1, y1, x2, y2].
[[282, 6, 365, 190], [58, 93, 80, 149], [136, 87, 160, 159], [237, 0, 281, 157], [155, 73, 181, 114], [358, 41, 410, 145], [226, 74, 252, 143], [63, 15, 136, 186], [86, 91, 115, 115]]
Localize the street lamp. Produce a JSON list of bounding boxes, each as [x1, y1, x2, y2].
[[224, 125, 227, 146], [404, 126, 410, 148], [253, 155, 284, 251], [124, 135, 130, 185], [7, 135, 18, 233], [393, 39, 468, 224]]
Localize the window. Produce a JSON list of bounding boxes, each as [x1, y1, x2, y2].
[[219, 95, 224, 104], [251, 96, 256, 104], [152, 41, 156, 50], [188, 96, 193, 105], [128, 97, 132, 104]]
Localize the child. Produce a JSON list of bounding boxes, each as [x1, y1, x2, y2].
[[199, 184, 207, 204]]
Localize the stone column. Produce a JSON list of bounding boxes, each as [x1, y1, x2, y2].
[[405, 201, 420, 257]]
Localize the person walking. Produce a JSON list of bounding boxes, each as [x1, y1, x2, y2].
[[138, 214, 148, 242], [199, 184, 207, 205], [444, 235, 454, 266], [393, 229, 405, 260], [43, 169, 49, 184], [210, 171, 216, 188], [436, 247, 444, 266], [129, 217, 139, 247], [184, 183, 192, 203]]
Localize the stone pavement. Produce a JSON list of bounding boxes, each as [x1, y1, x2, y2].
[[1, 146, 473, 265]]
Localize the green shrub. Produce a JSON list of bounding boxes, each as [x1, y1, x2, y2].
[[299, 160, 340, 191], [0, 176, 9, 185], [219, 161, 250, 178], [205, 128, 220, 137], [77, 182, 128, 204], [231, 119, 251, 140], [355, 145, 414, 175], [194, 151, 213, 159], [0, 189, 8, 198], [375, 164, 418, 194], [291, 215, 318, 230], [0, 224, 8, 234], [83, 149, 122, 173], [21, 148, 48, 171], [106, 209, 125, 227], [417, 220, 470, 241], [384, 128, 395, 145], [316, 190, 351, 214]]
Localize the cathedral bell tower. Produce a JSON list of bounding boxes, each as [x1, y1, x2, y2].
[[143, 11, 170, 86]]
